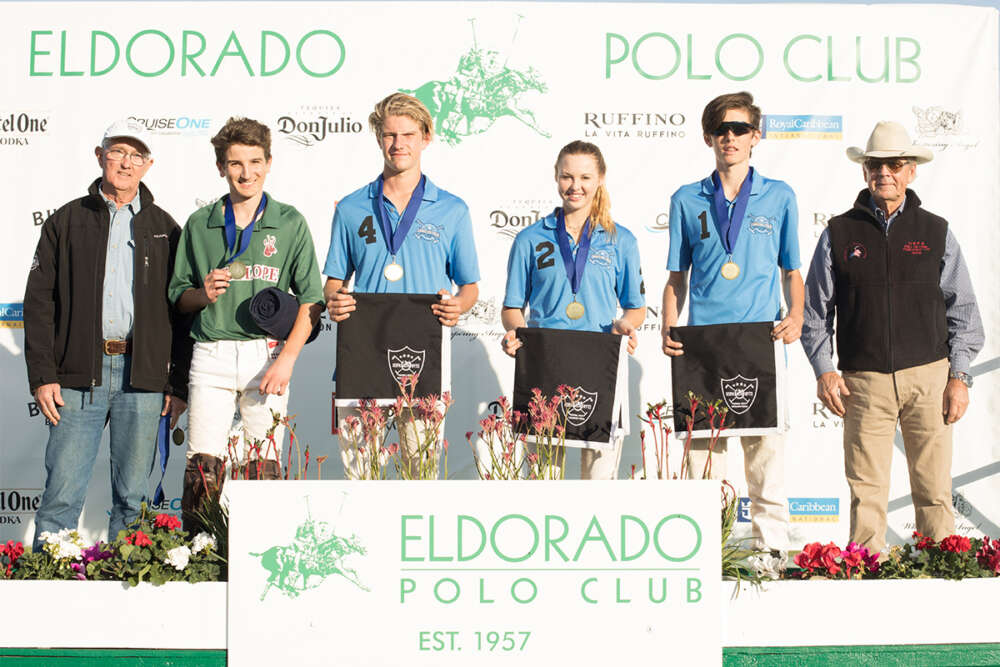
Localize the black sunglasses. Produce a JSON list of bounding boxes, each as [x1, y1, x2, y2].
[[711, 121, 756, 137]]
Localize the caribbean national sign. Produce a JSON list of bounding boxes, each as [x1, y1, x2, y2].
[[228, 481, 721, 666]]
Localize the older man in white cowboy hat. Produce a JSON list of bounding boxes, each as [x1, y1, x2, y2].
[[800, 120, 984, 554]]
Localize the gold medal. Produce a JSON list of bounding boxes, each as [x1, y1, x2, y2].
[[228, 260, 246, 280], [383, 261, 404, 282], [566, 300, 585, 320], [721, 261, 740, 280]]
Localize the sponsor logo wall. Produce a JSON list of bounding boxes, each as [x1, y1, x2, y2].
[[1, 2, 997, 552]]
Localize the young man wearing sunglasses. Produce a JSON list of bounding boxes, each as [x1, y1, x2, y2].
[[662, 91, 803, 555], [801, 121, 983, 554]]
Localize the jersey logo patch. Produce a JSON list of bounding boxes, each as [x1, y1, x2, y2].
[[902, 240, 930, 256], [263, 234, 278, 257], [231, 264, 281, 282], [413, 221, 443, 244], [748, 215, 775, 235], [721, 375, 758, 415], [588, 248, 615, 268], [561, 387, 598, 427], [844, 241, 867, 261]]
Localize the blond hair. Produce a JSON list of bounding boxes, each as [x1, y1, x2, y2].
[[368, 93, 433, 141], [554, 140, 614, 238]]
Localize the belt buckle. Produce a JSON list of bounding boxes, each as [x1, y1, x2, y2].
[[104, 339, 126, 355]]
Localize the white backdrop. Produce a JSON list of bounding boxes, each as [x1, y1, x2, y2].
[[1, 2, 997, 551]]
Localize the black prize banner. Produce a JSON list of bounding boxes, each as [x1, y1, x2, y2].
[[670, 322, 785, 438], [335, 293, 448, 406], [513, 327, 627, 449]]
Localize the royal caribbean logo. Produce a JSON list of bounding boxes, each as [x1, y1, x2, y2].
[[789, 497, 840, 523], [127, 115, 212, 135], [388, 347, 426, 383], [736, 497, 751, 523], [0, 302, 24, 328], [489, 201, 547, 241], [583, 111, 686, 140], [401, 17, 549, 145], [912, 106, 978, 151], [720, 375, 757, 415], [0, 112, 49, 146], [561, 387, 598, 427], [762, 115, 843, 140], [276, 106, 363, 147]]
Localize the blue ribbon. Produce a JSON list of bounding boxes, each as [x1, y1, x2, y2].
[[710, 167, 754, 255], [152, 414, 170, 506], [555, 208, 592, 296], [374, 175, 426, 257], [223, 194, 268, 263]]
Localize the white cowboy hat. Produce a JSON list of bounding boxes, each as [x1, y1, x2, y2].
[[846, 120, 933, 164]]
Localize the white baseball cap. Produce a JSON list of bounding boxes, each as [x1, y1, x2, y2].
[[101, 118, 153, 156]]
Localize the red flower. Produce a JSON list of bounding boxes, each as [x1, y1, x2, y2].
[[794, 542, 822, 572], [153, 514, 182, 531], [913, 531, 936, 550], [819, 543, 842, 575], [939, 535, 971, 553], [126, 530, 153, 547]]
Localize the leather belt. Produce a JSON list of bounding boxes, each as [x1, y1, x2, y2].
[[103, 339, 132, 356]]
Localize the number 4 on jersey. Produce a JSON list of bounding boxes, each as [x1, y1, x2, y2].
[[358, 216, 377, 244]]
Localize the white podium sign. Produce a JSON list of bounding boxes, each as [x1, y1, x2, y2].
[[228, 480, 721, 666]]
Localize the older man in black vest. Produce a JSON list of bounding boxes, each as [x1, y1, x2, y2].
[[801, 121, 984, 554]]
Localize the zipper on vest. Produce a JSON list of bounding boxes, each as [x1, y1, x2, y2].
[[90, 378, 95, 404], [883, 224, 895, 373]]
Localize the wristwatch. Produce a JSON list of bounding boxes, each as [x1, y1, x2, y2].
[[949, 370, 973, 388]]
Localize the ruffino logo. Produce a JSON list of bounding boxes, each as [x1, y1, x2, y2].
[[29, 29, 345, 78]]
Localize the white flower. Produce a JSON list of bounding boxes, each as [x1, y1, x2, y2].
[[54, 540, 83, 561], [165, 545, 192, 571], [40, 529, 83, 560], [191, 532, 216, 554], [748, 551, 788, 580]]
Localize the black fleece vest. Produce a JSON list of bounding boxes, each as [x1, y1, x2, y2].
[[828, 189, 949, 372]]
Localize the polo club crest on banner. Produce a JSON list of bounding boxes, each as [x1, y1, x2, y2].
[[387, 347, 426, 383], [720, 375, 758, 415], [561, 387, 598, 427]]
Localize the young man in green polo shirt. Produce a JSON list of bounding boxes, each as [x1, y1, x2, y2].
[[169, 116, 323, 530]]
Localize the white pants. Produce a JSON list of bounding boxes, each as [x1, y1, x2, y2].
[[685, 434, 790, 551], [187, 339, 289, 461], [337, 406, 442, 480], [526, 436, 625, 480]]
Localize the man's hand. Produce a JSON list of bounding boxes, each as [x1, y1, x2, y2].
[[326, 286, 356, 322], [772, 312, 804, 344], [501, 329, 522, 358], [260, 356, 294, 395], [35, 383, 64, 425], [431, 290, 462, 327], [612, 318, 639, 354], [162, 394, 188, 429], [817, 371, 850, 417], [942, 378, 970, 425], [203, 268, 231, 303], [661, 332, 683, 357]]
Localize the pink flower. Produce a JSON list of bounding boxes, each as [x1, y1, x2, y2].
[[153, 514, 182, 531], [442, 439, 449, 451], [388, 443, 399, 456]]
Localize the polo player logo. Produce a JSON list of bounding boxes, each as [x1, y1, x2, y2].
[[250, 497, 368, 600], [721, 375, 758, 415], [262, 234, 277, 257], [913, 106, 963, 137], [400, 16, 549, 146], [561, 387, 598, 427], [388, 346, 426, 383]]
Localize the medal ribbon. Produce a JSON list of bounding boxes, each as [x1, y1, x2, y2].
[[375, 174, 426, 257], [710, 167, 753, 255], [223, 194, 268, 262], [555, 208, 592, 298]]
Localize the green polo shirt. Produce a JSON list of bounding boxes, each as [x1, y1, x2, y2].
[[169, 193, 324, 342]]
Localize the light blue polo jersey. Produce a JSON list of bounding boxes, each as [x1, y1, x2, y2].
[[323, 175, 480, 293], [667, 171, 800, 325], [504, 210, 645, 332]]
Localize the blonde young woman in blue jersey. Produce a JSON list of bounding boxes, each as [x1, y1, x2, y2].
[[501, 140, 646, 479]]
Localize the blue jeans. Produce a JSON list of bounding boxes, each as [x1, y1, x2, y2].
[[32, 353, 163, 551]]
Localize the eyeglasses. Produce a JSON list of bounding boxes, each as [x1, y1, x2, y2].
[[711, 121, 756, 137], [863, 158, 911, 173], [105, 148, 148, 166]]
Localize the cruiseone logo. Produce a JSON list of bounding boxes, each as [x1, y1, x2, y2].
[[912, 105, 978, 151], [127, 115, 212, 135], [788, 497, 840, 522], [401, 16, 549, 145], [29, 29, 346, 78], [0, 112, 50, 147], [561, 387, 599, 427], [583, 111, 686, 140], [0, 489, 42, 525], [762, 115, 843, 140], [720, 375, 757, 414], [388, 347, 426, 384], [489, 200, 548, 241], [276, 105, 363, 147], [0, 302, 24, 328], [646, 212, 670, 233]]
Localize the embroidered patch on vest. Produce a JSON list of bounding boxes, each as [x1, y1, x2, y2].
[[902, 240, 930, 255], [844, 241, 867, 261]]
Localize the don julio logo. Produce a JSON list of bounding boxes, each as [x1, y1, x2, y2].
[[277, 106, 363, 147], [583, 112, 685, 139], [489, 201, 547, 240], [0, 112, 49, 146]]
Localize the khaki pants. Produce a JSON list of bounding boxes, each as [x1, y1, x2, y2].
[[685, 434, 790, 551], [527, 436, 625, 480], [842, 357, 954, 554], [337, 406, 441, 479]]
